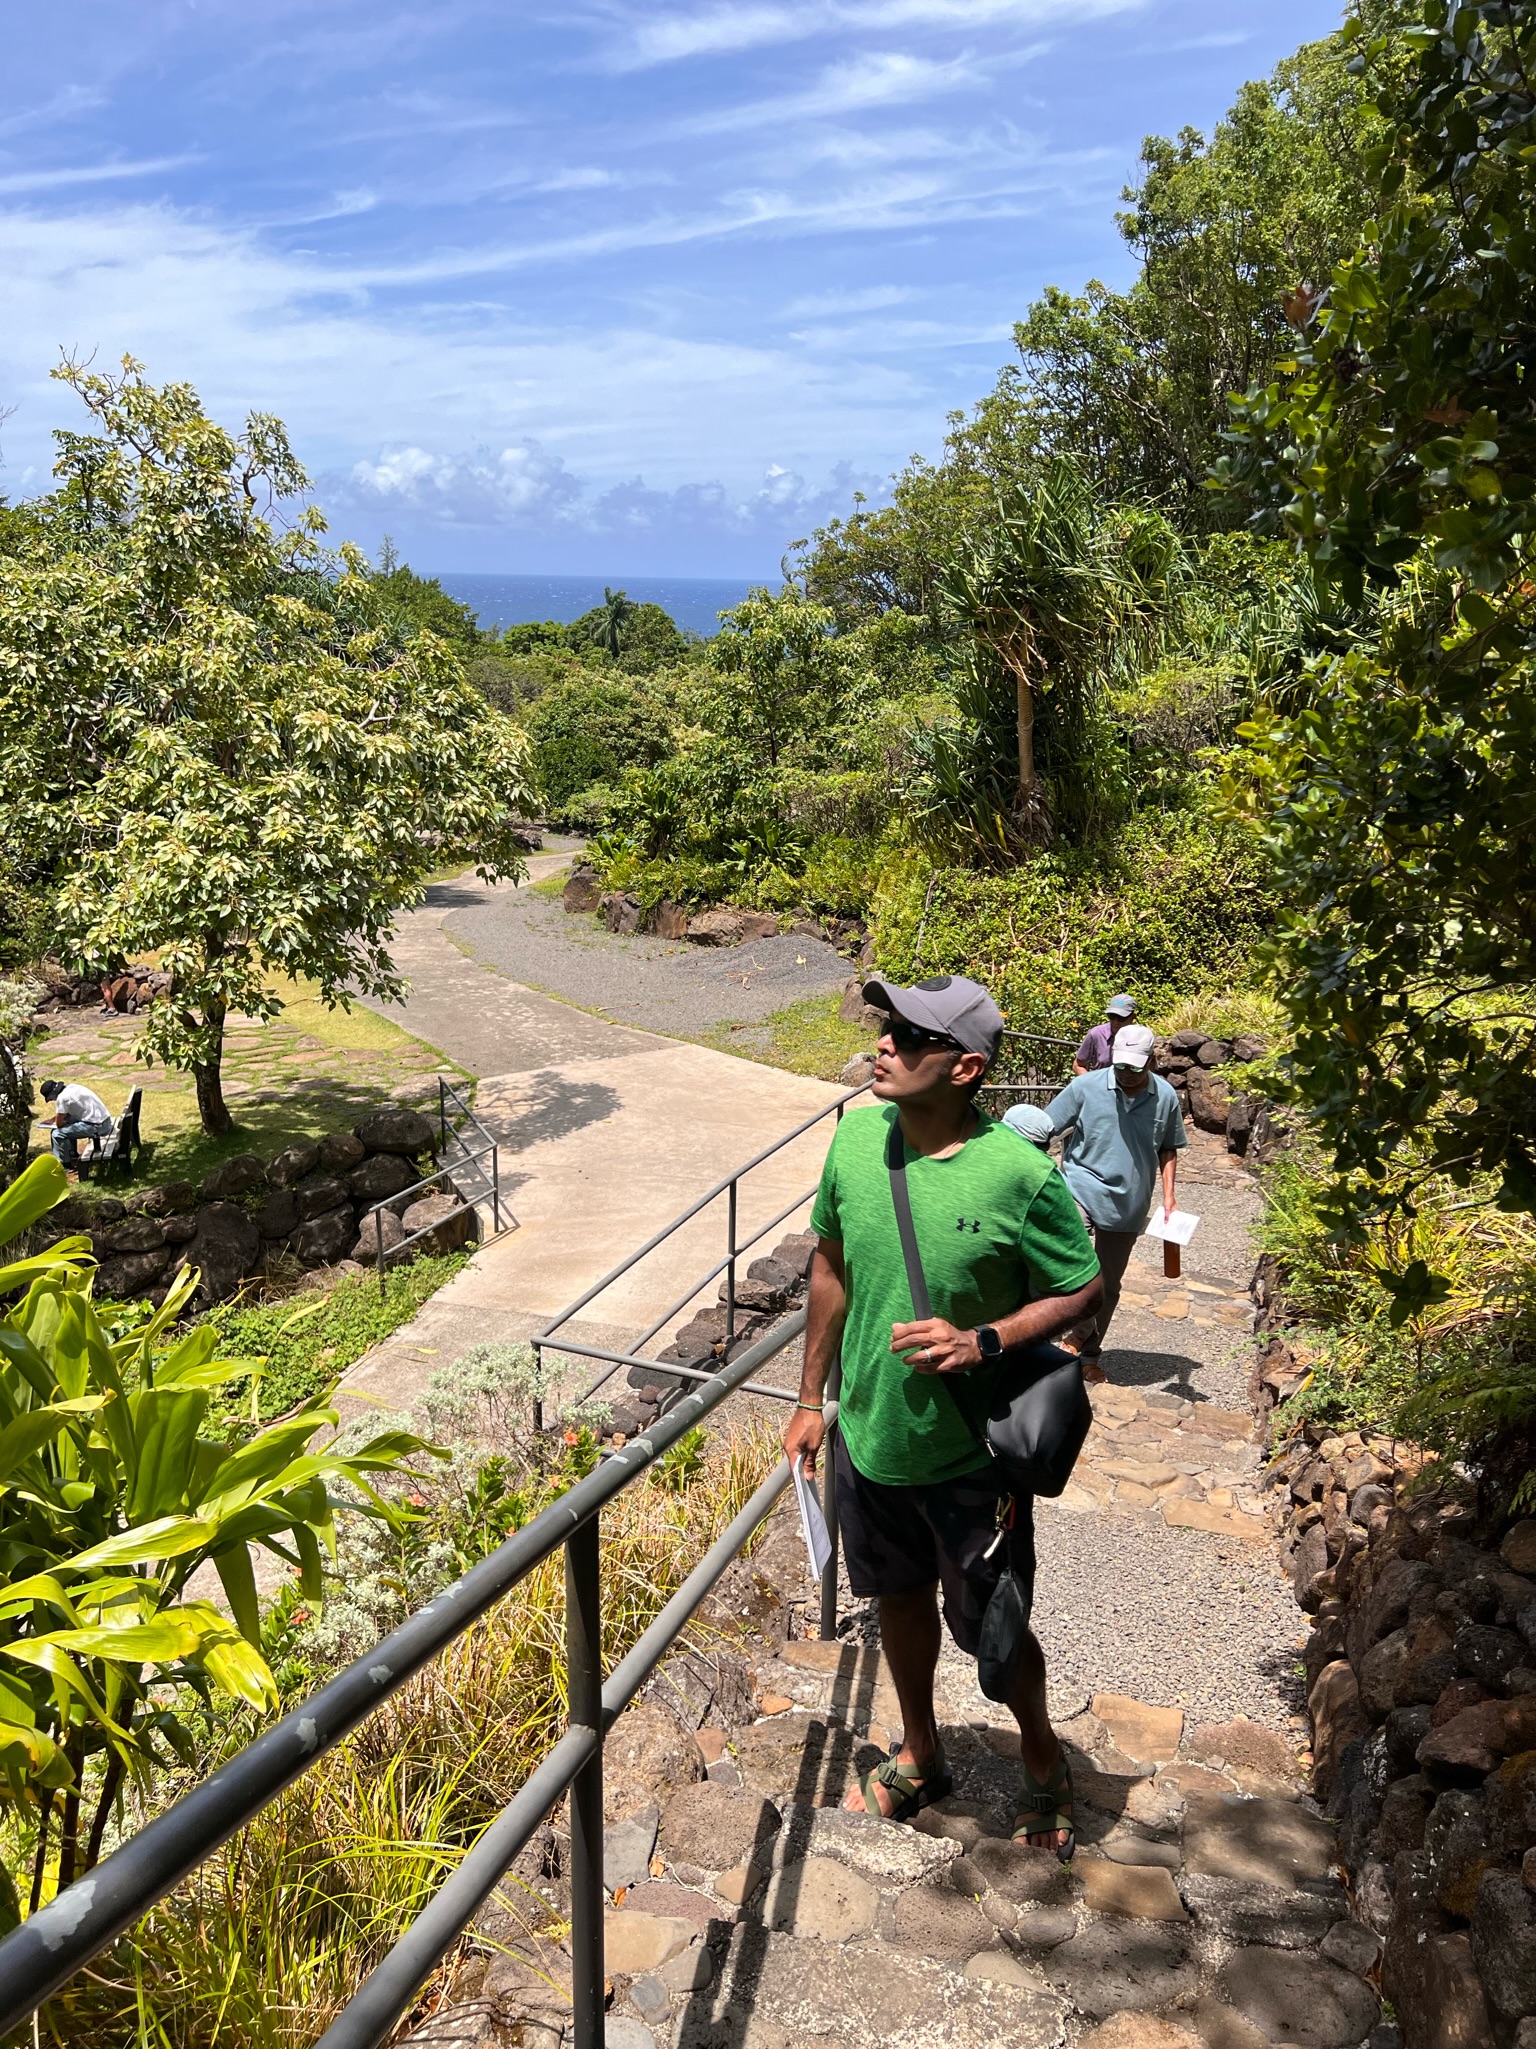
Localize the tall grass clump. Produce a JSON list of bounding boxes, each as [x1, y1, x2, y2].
[[25, 1345, 778, 2049], [1258, 1146, 1536, 1518]]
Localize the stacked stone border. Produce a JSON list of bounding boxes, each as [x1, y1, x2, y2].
[[561, 861, 869, 956], [1254, 1267, 1536, 2045], [592, 1232, 819, 1448], [44, 1105, 479, 1310]]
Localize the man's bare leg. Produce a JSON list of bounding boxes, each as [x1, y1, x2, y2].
[[1004, 1629, 1071, 1853], [843, 1583, 941, 1816]]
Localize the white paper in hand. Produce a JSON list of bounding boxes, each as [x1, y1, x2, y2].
[[1142, 1207, 1200, 1248], [791, 1455, 832, 1578]]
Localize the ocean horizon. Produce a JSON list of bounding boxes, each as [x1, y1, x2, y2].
[[432, 571, 766, 638]]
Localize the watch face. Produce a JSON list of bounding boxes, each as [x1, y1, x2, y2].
[[978, 1326, 1002, 1359]]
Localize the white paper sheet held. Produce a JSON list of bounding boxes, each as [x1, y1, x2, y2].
[[1141, 1207, 1200, 1248], [792, 1455, 833, 1577]]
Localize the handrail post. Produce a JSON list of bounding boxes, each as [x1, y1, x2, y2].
[[492, 1142, 501, 1234], [375, 1207, 386, 1299], [566, 1518, 604, 2049], [819, 1357, 842, 1640], [725, 1178, 737, 1347]]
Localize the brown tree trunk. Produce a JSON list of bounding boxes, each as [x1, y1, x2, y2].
[[1015, 666, 1036, 803], [56, 1736, 82, 1891], [194, 993, 232, 1135], [998, 638, 1037, 806], [194, 1059, 232, 1135]]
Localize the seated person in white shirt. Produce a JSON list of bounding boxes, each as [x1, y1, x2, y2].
[[38, 1078, 114, 1174]]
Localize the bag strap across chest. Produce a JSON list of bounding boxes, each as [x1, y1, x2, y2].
[[884, 1116, 933, 1319]]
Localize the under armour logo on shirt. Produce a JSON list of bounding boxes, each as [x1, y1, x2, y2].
[[956, 1217, 982, 1233]]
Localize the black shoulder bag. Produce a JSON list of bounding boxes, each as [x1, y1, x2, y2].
[[883, 1118, 1093, 1500]]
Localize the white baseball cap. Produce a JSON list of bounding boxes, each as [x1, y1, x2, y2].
[[1111, 1024, 1157, 1070]]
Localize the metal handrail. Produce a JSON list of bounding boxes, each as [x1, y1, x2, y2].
[[0, 1312, 825, 2046], [978, 1027, 1078, 1106], [361, 1078, 510, 1295], [534, 1079, 871, 1412]]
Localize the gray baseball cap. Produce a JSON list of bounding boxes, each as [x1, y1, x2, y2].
[[1106, 993, 1137, 1017], [860, 974, 1005, 1063]]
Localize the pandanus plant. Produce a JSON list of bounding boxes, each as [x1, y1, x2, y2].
[[934, 461, 1188, 852], [0, 1155, 437, 1925]]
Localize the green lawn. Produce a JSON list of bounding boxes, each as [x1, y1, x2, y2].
[[31, 975, 470, 1195], [699, 990, 873, 1082]]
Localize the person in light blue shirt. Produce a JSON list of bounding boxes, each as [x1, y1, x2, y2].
[[1046, 1023, 1186, 1380]]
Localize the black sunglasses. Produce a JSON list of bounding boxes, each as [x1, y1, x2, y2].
[[887, 1015, 961, 1056]]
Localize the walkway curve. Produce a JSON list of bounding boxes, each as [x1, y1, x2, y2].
[[343, 857, 848, 1420]]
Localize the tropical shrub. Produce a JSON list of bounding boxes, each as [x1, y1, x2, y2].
[[0, 1156, 434, 1922], [523, 674, 677, 810], [874, 803, 1274, 1040], [35, 1375, 778, 2048]]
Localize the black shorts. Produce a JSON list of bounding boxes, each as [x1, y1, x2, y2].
[[833, 1433, 1037, 1658]]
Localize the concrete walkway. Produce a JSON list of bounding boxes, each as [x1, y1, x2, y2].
[[344, 856, 850, 1419]]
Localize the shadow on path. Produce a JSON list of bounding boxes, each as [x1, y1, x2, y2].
[[474, 1071, 623, 1153], [1102, 1345, 1208, 1396]]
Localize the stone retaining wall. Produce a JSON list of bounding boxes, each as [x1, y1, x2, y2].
[[47, 1105, 478, 1309], [1261, 1341, 1536, 2042], [561, 862, 869, 956], [587, 1231, 819, 1449]]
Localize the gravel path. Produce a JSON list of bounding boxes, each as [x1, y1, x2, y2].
[[945, 1503, 1306, 1732], [442, 883, 852, 1040]]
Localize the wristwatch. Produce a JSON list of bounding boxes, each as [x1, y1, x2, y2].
[[975, 1325, 1003, 1360]]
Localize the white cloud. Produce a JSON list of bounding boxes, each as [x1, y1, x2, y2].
[[534, 167, 620, 192], [343, 442, 585, 525], [0, 84, 107, 141], [679, 49, 990, 132], [0, 198, 925, 533], [324, 438, 884, 552], [610, 0, 1146, 70], [0, 156, 198, 197], [784, 283, 916, 315]]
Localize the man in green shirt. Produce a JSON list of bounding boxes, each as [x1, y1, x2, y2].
[[785, 974, 1101, 1856]]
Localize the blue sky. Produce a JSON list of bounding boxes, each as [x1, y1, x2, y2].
[[2, 0, 1345, 576]]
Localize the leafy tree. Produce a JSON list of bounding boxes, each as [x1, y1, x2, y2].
[[497, 619, 569, 656], [924, 465, 1187, 856], [566, 596, 690, 674], [370, 547, 484, 653], [1222, 0, 1536, 1227], [523, 673, 676, 807], [568, 585, 634, 661], [1013, 33, 1381, 525], [0, 360, 536, 1135], [797, 386, 1039, 628], [0, 1156, 432, 1920], [706, 588, 841, 769]]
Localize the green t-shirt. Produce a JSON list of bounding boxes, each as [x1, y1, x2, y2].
[[809, 1103, 1101, 1486]]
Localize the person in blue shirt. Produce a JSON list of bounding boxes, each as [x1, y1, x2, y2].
[[1046, 1023, 1186, 1381]]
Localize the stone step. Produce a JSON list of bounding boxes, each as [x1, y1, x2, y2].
[[1060, 1384, 1273, 1536]]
